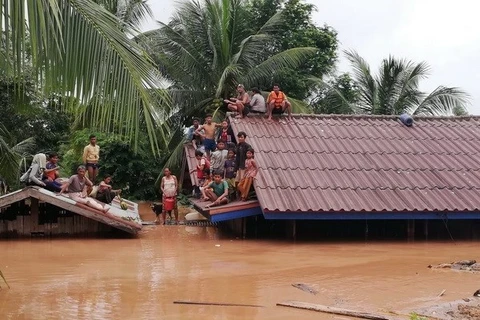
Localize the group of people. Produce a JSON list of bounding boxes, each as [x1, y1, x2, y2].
[[182, 84, 294, 211], [187, 114, 258, 209], [20, 135, 121, 213], [225, 83, 293, 121]]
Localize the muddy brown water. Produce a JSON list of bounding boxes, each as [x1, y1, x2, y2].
[[0, 203, 479, 319]]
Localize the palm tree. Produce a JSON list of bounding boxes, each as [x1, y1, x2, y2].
[[141, 0, 317, 118], [1, 0, 170, 152], [338, 50, 469, 116], [0, 125, 35, 188], [139, 0, 317, 171]]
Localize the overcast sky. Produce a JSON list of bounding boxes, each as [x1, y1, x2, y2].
[[141, 0, 480, 114]]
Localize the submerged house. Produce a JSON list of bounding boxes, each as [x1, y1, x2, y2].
[[0, 187, 142, 237], [185, 114, 480, 238]]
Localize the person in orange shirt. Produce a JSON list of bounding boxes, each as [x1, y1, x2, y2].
[[266, 84, 292, 121]]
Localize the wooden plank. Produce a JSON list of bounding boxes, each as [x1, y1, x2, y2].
[[0, 189, 31, 209], [23, 213, 31, 235], [31, 191, 140, 234], [276, 301, 399, 320], [173, 301, 264, 308], [30, 198, 39, 233], [192, 198, 260, 215]]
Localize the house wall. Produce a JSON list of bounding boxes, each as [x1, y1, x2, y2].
[[0, 200, 116, 238]]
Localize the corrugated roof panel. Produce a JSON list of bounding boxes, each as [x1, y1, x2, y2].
[[231, 115, 480, 213]]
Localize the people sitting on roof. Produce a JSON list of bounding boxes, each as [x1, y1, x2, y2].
[[199, 171, 212, 198], [202, 171, 229, 208], [20, 153, 48, 189], [234, 131, 252, 198], [194, 114, 221, 158], [218, 119, 236, 148], [210, 140, 228, 176], [60, 165, 110, 213], [190, 150, 210, 198], [266, 83, 292, 121], [224, 148, 237, 201], [95, 174, 122, 205], [237, 148, 258, 201], [42, 152, 63, 192], [225, 84, 251, 119], [186, 117, 204, 150], [249, 87, 266, 115]]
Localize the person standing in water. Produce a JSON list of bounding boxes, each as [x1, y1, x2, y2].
[[160, 168, 179, 225], [83, 135, 100, 183]]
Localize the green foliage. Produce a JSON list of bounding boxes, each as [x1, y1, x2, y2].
[[341, 50, 470, 115], [247, 0, 339, 100], [59, 129, 163, 201], [409, 313, 427, 320], [139, 0, 318, 172], [0, 125, 35, 188], [177, 193, 192, 206], [141, 0, 317, 121], [0, 0, 170, 153], [312, 73, 358, 114]]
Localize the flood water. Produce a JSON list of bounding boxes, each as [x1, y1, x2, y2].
[[0, 205, 479, 319]]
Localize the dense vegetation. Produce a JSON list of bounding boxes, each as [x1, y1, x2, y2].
[[0, 0, 470, 200]]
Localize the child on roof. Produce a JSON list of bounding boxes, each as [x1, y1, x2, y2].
[[190, 150, 210, 198], [234, 131, 252, 191], [210, 140, 228, 175], [237, 148, 257, 201], [224, 148, 236, 201], [218, 119, 236, 148], [202, 171, 229, 208]]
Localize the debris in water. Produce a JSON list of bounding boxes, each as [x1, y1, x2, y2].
[[215, 244, 220, 247], [173, 300, 264, 308], [428, 259, 479, 272], [291, 283, 319, 295]]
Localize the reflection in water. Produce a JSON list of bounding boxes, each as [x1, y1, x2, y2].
[[0, 205, 479, 319]]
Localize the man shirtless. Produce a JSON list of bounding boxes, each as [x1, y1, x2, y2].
[[224, 84, 251, 118], [194, 114, 221, 157]]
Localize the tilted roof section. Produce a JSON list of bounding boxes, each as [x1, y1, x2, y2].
[[229, 114, 480, 213]]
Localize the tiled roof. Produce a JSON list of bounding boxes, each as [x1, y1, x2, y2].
[[229, 114, 480, 213]]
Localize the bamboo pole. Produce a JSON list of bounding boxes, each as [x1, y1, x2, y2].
[[277, 301, 399, 320], [174, 300, 264, 308]]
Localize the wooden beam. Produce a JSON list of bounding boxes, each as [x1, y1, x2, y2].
[[276, 301, 399, 320], [173, 300, 264, 308], [30, 198, 39, 233], [28, 188, 140, 234], [0, 189, 31, 209]]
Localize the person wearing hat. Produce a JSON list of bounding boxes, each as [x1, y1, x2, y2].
[[224, 84, 251, 118]]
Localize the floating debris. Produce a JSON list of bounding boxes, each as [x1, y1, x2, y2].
[[292, 283, 319, 295], [428, 260, 480, 272]]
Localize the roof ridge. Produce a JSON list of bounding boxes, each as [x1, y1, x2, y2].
[[257, 150, 480, 156], [229, 114, 480, 121], [255, 186, 480, 191], [250, 135, 478, 141], [257, 167, 480, 172]]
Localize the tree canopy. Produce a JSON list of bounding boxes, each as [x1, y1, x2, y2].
[[321, 50, 470, 116], [0, 0, 170, 151]]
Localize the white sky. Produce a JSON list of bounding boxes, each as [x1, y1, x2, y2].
[[141, 0, 480, 114]]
